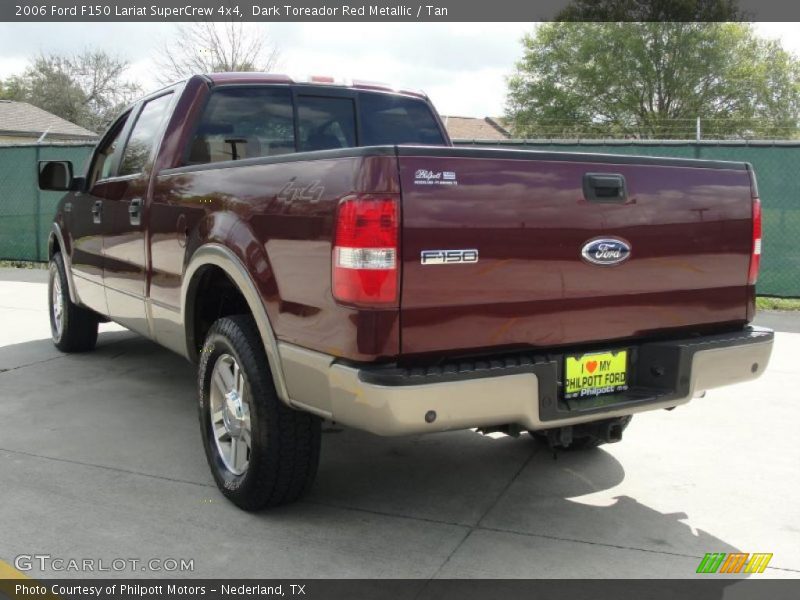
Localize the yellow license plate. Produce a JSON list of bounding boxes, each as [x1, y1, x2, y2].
[[564, 350, 629, 399]]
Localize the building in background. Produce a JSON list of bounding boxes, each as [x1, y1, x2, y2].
[[0, 100, 97, 144], [441, 115, 511, 141]]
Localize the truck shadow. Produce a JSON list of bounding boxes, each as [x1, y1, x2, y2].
[[309, 428, 748, 583], [0, 332, 750, 584]]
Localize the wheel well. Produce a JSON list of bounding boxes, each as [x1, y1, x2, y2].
[[188, 265, 251, 359], [49, 232, 61, 259]]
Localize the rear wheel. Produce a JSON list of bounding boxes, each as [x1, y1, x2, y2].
[[198, 315, 321, 510], [48, 253, 98, 352]]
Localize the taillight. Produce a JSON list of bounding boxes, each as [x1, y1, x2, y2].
[[748, 197, 762, 285], [332, 196, 399, 306]]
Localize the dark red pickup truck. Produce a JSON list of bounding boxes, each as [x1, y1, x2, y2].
[[39, 73, 773, 510]]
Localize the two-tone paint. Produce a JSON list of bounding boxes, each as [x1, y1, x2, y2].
[[50, 74, 759, 381]]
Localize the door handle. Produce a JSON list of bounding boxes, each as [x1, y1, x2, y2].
[[92, 200, 102, 224], [129, 198, 142, 226], [583, 173, 627, 203]]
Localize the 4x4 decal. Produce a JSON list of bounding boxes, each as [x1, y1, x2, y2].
[[277, 180, 325, 203]]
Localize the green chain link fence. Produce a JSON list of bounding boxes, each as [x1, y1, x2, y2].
[[0, 143, 94, 262], [1, 140, 798, 296], [455, 139, 800, 298]]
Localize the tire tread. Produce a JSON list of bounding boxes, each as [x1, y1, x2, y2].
[[199, 315, 321, 510], [50, 253, 98, 353]]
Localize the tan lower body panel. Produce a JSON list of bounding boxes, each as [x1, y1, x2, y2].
[[277, 338, 773, 436], [690, 340, 772, 393]]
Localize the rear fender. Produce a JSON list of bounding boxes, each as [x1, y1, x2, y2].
[[182, 242, 290, 404]]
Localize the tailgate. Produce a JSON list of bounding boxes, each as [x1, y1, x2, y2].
[[398, 147, 754, 356]]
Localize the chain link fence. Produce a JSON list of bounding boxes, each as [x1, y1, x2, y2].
[[455, 139, 800, 298], [1, 140, 798, 297], [0, 143, 94, 262]]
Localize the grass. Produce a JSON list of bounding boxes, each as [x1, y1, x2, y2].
[[756, 296, 800, 311], [0, 260, 46, 269]]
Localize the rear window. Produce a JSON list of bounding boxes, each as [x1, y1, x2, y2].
[[186, 86, 444, 165], [296, 95, 357, 152], [358, 92, 445, 146]]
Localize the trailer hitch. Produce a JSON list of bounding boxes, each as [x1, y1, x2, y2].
[[542, 415, 631, 452]]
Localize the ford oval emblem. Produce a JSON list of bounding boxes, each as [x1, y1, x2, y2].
[[581, 238, 631, 266]]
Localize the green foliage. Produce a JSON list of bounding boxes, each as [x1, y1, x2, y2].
[[557, 0, 743, 21], [506, 22, 800, 139], [0, 78, 26, 101], [0, 51, 141, 134]]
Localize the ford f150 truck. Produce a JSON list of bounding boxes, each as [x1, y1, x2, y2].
[[39, 73, 773, 510]]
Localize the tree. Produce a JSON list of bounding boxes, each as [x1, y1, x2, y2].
[[1, 51, 140, 133], [556, 0, 743, 21], [506, 22, 800, 139], [154, 23, 280, 85], [0, 77, 27, 102]]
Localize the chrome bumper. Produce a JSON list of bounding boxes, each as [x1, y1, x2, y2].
[[278, 327, 774, 436]]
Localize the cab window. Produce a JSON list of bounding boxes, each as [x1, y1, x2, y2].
[[184, 85, 443, 166], [187, 87, 295, 164], [89, 113, 129, 186], [118, 93, 174, 176]]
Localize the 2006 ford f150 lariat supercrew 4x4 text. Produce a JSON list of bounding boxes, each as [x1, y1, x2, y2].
[[39, 73, 774, 510]]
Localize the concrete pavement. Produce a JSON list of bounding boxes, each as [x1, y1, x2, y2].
[[0, 268, 798, 579]]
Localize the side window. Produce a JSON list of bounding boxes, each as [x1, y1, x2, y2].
[[187, 87, 295, 164], [118, 93, 173, 176], [296, 96, 356, 152], [90, 113, 129, 186]]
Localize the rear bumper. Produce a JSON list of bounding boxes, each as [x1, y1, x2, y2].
[[278, 326, 774, 436]]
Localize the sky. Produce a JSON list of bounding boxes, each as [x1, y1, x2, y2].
[[0, 22, 798, 118]]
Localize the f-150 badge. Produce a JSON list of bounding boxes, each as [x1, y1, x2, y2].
[[421, 249, 479, 265]]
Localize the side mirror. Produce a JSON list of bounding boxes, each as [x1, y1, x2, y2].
[[38, 161, 74, 192]]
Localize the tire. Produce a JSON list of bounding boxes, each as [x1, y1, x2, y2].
[[198, 315, 321, 510], [48, 253, 98, 352], [530, 416, 632, 450]]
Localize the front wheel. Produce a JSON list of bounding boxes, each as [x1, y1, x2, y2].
[[198, 315, 321, 510], [48, 253, 98, 352]]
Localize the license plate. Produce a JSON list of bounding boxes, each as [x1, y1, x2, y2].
[[564, 350, 629, 399]]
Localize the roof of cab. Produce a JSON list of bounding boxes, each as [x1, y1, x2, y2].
[[203, 72, 428, 98]]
